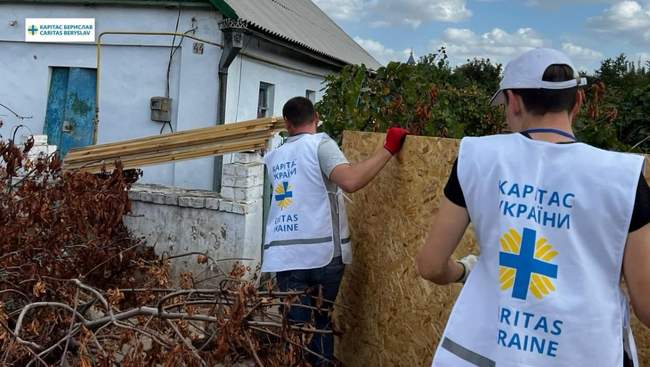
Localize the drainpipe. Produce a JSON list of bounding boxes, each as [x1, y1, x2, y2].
[[213, 19, 247, 192]]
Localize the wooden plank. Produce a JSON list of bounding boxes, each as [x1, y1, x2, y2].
[[64, 128, 274, 164], [66, 137, 269, 173], [65, 118, 282, 161], [63, 117, 285, 172], [66, 117, 280, 155], [65, 137, 267, 171]]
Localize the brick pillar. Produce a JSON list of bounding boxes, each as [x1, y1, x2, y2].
[[220, 152, 264, 203]]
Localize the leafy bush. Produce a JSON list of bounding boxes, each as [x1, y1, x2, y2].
[[317, 50, 649, 154]]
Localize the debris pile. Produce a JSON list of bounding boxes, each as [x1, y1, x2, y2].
[[1, 134, 334, 366]]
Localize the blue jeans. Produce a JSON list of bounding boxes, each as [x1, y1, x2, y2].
[[276, 257, 345, 366]]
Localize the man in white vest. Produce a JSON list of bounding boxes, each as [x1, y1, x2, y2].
[[416, 48, 650, 366], [263, 96, 408, 365]]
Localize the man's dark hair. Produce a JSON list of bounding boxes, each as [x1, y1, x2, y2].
[[507, 64, 578, 116], [282, 97, 316, 126]]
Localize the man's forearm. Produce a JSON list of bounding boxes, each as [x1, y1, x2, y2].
[[330, 127, 409, 193], [330, 148, 392, 193], [349, 148, 392, 190]]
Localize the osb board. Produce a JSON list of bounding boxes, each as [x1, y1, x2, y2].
[[635, 156, 650, 365], [334, 131, 650, 367]]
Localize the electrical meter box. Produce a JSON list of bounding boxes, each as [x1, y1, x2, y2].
[[150, 97, 172, 122]]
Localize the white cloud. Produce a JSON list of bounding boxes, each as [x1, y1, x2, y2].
[[561, 43, 604, 72], [562, 43, 603, 60], [312, 0, 364, 21], [588, 1, 650, 44], [434, 27, 547, 65], [313, 0, 471, 27], [353, 37, 412, 65], [525, 0, 616, 7], [635, 52, 650, 62]]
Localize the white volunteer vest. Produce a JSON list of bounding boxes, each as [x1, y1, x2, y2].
[[262, 133, 352, 273], [432, 133, 644, 367]]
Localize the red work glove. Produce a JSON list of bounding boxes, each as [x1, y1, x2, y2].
[[384, 127, 409, 155]]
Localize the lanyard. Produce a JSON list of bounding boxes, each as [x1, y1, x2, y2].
[[521, 128, 577, 142]]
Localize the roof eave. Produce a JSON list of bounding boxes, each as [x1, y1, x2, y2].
[[245, 21, 379, 70], [207, 0, 237, 19]]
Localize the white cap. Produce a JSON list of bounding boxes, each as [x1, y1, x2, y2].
[[490, 48, 588, 106]]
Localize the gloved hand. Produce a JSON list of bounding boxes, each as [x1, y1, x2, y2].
[[384, 127, 409, 155], [456, 255, 479, 284]]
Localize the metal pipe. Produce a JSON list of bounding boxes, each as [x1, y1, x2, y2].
[[213, 21, 247, 191], [93, 31, 223, 144]]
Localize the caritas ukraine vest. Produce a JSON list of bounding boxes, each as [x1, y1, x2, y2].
[[262, 133, 351, 273], [432, 133, 644, 367]]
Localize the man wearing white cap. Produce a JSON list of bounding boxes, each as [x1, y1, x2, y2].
[[416, 48, 650, 366]]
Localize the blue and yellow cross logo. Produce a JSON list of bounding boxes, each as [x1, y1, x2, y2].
[[28, 25, 39, 36], [499, 227, 558, 300], [274, 181, 293, 209]]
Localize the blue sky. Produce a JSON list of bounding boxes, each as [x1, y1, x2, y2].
[[313, 0, 650, 73]]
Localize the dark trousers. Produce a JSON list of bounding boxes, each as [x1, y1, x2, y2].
[[276, 257, 345, 366]]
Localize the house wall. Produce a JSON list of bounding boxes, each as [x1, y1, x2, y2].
[[1, 1, 339, 278], [0, 2, 333, 191], [0, 3, 222, 188]]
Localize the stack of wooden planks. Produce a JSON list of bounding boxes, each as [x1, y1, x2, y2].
[[63, 117, 284, 173]]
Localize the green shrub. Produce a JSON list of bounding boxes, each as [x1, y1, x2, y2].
[[317, 51, 649, 154]]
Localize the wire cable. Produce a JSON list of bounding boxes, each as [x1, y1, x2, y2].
[[166, 5, 182, 98]]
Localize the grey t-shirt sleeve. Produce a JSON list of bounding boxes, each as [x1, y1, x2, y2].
[[318, 135, 349, 179]]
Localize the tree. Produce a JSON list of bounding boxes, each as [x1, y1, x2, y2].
[[317, 51, 649, 153]]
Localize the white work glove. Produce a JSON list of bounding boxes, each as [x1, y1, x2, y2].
[[456, 255, 479, 284]]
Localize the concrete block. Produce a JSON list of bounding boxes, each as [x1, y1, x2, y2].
[[222, 164, 238, 177], [219, 201, 233, 213], [232, 202, 247, 214], [222, 174, 264, 189], [140, 192, 153, 203], [235, 185, 263, 202], [222, 153, 234, 165], [164, 193, 179, 206], [246, 199, 264, 214], [221, 175, 236, 187], [235, 163, 264, 178], [205, 198, 220, 210], [151, 192, 167, 205], [128, 191, 141, 201], [221, 186, 235, 200], [231, 152, 263, 164], [178, 196, 206, 209], [236, 175, 264, 188], [24, 134, 48, 145]]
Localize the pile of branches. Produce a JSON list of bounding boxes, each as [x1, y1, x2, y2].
[[0, 133, 337, 366]]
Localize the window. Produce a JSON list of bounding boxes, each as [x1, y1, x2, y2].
[[306, 89, 316, 103], [258, 82, 275, 118]]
